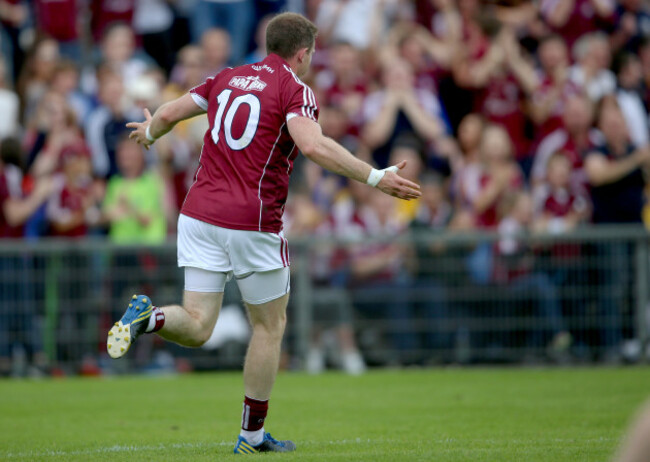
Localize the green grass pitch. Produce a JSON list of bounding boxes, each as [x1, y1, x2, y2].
[[1, 367, 649, 461]]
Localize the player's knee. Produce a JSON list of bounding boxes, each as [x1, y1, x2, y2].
[[193, 326, 213, 347], [183, 305, 216, 347], [255, 313, 286, 339]]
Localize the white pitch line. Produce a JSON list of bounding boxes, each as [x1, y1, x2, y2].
[[1, 438, 377, 459]]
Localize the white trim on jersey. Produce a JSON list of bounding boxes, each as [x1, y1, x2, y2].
[[283, 65, 317, 121], [258, 123, 286, 231], [191, 92, 209, 111], [286, 144, 296, 175]]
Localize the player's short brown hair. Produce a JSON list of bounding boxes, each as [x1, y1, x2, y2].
[[266, 13, 318, 60]]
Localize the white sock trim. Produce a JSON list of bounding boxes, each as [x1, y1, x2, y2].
[[240, 428, 264, 446], [145, 309, 157, 333]]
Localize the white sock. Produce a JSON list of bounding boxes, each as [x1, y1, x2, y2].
[[240, 428, 264, 446]]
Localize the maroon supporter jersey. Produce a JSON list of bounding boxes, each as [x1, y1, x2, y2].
[[35, 0, 78, 41], [183, 54, 319, 233]]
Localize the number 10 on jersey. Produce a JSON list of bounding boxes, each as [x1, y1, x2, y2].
[[211, 89, 261, 150]]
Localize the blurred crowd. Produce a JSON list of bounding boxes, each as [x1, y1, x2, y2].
[[0, 0, 648, 242], [2, 0, 650, 370]]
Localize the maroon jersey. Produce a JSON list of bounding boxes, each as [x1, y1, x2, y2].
[[542, 188, 585, 218], [478, 74, 529, 160], [183, 54, 319, 233], [531, 75, 582, 141], [35, 0, 78, 41], [91, 0, 134, 41], [540, 0, 615, 49], [48, 180, 90, 238]]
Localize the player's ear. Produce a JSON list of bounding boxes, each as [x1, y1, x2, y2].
[[296, 47, 309, 63]]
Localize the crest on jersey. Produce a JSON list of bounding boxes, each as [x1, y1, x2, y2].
[[229, 76, 267, 92]]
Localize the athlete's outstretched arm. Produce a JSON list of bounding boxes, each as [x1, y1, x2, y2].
[[126, 93, 206, 149], [287, 116, 421, 200]]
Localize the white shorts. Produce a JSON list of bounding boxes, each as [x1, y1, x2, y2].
[[178, 214, 290, 275], [177, 214, 291, 304]]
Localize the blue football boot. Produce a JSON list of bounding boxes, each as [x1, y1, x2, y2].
[[107, 294, 153, 359], [233, 433, 296, 454]]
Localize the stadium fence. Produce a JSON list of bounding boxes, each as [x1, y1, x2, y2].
[[0, 226, 649, 375]]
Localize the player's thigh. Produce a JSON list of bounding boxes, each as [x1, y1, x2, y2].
[[182, 290, 225, 332], [245, 293, 290, 337], [182, 266, 229, 330], [237, 268, 291, 333]]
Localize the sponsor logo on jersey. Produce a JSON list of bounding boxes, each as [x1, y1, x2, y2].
[[229, 76, 267, 92], [251, 64, 275, 73]]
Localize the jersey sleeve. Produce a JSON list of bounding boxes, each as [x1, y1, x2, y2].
[[189, 76, 216, 111], [283, 75, 319, 123]]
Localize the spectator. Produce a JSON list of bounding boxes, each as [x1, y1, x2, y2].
[[451, 113, 486, 207], [46, 145, 100, 238], [463, 124, 523, 229], [314, 41, 368, 133], [533, 153, 590, 234], [531, 94, 598, 187], [191, 0, 254, 65], [361, 56, 446, 168], [387, 136, 425, 224], [532, 153, 590, 351], [25, 90, 86, 178], [529, 34, 582, 140], [102, 136, 167, 244], [391, 25, 453, 92], [610, 0, 650, 53], [453, 24, 538, 169], [33, 0, 81, 60], [99, 22, 151, 86], [90, 0, 135, 43], [315, 0, 396, 51], [200, 28, 232, 79], [0, 138, 54, 238], [133, 0, 175, 74], [585, 97, 647, 224], [17, 37, 60, 124], [584, 97, 649, 357], [49, 60, 92, 126], [540, 0, 615, 49], [614, 52, 649, 148], [85, 68, 139, 179], [168, 45, 207, 93], [493, 190, 571, 355], [569, 32, 616, 101]]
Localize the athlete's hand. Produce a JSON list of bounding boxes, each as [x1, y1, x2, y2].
[[376, 161, 422, 201], [125, 109, 154, 150]]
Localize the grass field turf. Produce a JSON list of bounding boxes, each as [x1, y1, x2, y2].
[[1, 367, 649, 461]]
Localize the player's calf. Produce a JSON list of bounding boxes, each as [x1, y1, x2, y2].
[[107, 294, 165, 359]]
